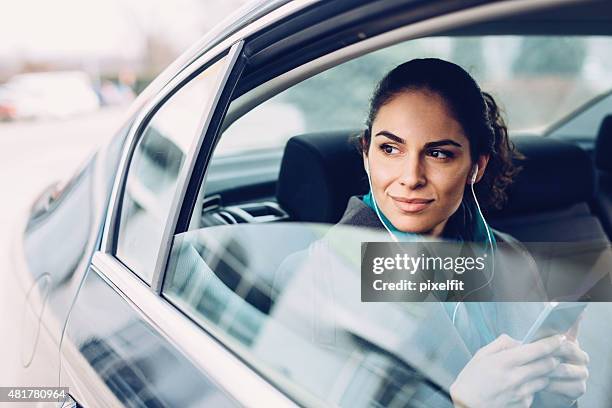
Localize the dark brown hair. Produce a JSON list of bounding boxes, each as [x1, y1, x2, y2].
[[356, 58, 522, 211]]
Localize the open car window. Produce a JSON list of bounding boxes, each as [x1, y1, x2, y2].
[[221, 35, 612, 148], [200, 35, 612, 202]]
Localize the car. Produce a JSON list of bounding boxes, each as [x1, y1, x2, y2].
[[0, 71, 100, 121], [7, 0, 612, 406]]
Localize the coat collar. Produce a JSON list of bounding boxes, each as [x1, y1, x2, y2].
[[337, 195, 385, 230]]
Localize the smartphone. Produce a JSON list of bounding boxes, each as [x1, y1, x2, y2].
[[522, 302, 588, 344]]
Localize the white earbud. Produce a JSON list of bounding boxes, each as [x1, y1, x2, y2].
[[470, 164, 479, 185], [456, 161, 495, 311], [452, 163, 478, 324]]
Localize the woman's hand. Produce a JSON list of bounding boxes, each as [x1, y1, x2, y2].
[[535, 320, 589, 407], [450, 334, 564, 408]]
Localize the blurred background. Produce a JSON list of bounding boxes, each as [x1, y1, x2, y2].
[[0, 0, 252, 221], [0, 0, 251, 386], [0, 0, 253, 96]]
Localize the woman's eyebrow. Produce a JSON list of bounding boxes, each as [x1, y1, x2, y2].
[[425, 139, 463, 149], [374, 130, 405, 144], [374, 131, 462, 149]]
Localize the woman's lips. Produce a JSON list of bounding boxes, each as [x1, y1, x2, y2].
[[389, 196, 434, 213]]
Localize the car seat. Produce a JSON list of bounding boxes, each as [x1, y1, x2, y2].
[[592, 115, 612, 239], [277, 131, 608, 243]]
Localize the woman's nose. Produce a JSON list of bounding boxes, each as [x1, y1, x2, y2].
[[398, 157, 426, 188]]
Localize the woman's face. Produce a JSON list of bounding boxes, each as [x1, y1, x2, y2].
[[364, 89, 486, 236]]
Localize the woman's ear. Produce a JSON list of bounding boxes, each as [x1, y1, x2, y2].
[[473, 154, 490, 184], [361, 132, 370, 175]]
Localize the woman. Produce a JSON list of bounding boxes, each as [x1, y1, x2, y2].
[[337, 58, 589, 407]]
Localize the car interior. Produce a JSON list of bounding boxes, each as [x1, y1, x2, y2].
[[202, 71, 612, 306], [198, 113, 612, 239], [192, 0, 612, 244], [193, 109, 612, 303], [200, 119, 611, 236], [593, 114, 612, 237]]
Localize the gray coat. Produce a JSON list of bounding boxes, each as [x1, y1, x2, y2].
[[335, 196, 547, 402], [272, 196, 547, 407]]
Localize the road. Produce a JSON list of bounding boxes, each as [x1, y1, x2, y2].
[[0, 107, 125, 387]]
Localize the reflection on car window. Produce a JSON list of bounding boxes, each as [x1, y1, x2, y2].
[[116, 55, 228, 283], [163, 223, 456, 407]]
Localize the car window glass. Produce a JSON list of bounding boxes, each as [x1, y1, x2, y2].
[[116, 55, 228, 283], [163, 224, 453, 406]]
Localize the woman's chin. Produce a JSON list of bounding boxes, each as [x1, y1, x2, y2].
[[389, 219, 434, 235]]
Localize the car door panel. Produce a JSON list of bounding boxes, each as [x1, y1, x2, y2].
[[13, 123, 130, 392], [13, 154, 102, 390], [60, 265, 238, 408]]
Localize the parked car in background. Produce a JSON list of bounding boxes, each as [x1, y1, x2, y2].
[[0, 71, 100, 121], [5, 0, 612, 407]]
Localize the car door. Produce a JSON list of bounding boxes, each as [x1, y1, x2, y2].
[[58, 41, 293, 407]]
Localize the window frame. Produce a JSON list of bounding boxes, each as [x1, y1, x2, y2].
[[88, 3, 322, 406], [100, 42, 243, 287]]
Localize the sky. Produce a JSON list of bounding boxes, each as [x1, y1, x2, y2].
[[0, 0, 251, 61]]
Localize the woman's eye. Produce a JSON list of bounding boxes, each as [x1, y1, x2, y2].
[[429, 149, 452, 159], [380, 144, 398, 155]]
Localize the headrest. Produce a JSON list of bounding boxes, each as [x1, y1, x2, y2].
[[595, 115, 612, 172], [491, 136, 595, 216], [276, 131, 368, 223], [276, 132, 595, 223]]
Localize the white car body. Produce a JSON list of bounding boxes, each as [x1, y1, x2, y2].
[[0, 71, 100, 120]]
